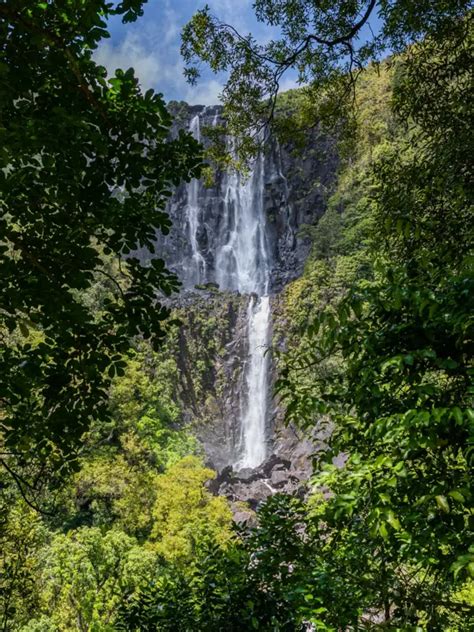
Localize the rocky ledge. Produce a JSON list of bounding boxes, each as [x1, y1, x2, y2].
[[206, 453, 308, 526], [205, 419, 335, 524]]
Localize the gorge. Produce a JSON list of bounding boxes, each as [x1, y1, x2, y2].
[[3, 3, 471, 628]]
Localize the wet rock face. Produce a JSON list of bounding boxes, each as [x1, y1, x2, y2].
[[193, 293, 250, 470], [158, 102, 338, 293], [205, 415, 334, 518]]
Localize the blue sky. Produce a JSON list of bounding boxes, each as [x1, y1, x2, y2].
[[95, 0, 296, 105], [96, 1, 382, 106]]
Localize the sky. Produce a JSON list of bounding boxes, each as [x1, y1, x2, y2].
[[95, 1, 383, 106], [95, 0, 296, 106]]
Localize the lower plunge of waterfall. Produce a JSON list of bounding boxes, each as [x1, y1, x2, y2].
[[235, 295, 271, 470]]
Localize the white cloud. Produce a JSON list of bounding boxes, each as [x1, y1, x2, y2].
[[95, 31, 162, 90], [94, 0, 275, 105], [95, 29, 224, 106], [183, 78, 223, 105], [207, 0, 254, 31]]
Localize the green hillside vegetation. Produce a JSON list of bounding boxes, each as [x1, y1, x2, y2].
[[1, 1, 473, 630]]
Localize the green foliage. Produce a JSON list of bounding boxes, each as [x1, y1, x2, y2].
[[0, 502, 48, 631], [106, 345, 197, 470], [149, 456, 233, 564], [2, 453, 233, 629], [0, 1, 202, 471], [67, 455, 158, 535], [118, 495, 330, 631], [29, 527, 158, 632], [2, 3, 473, 630], [48, 342, 205, 537], [276, 17, 474, 629]]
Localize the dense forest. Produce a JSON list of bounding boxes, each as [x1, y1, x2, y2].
[[1, 1, 473, 631]]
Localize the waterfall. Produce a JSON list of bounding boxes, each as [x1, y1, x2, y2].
[[215, 149, 270, 295], [177, 112, 272, 470], [216, 147, 272, 469], [237, 295, 271, 469], [183, 115, 206, 286]]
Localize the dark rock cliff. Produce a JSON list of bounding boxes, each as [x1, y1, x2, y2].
[[161, 103, 338, 292]]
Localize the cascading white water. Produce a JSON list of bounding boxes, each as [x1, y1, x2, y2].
[[179, 113, 272, 469], [183, 115, 206, 286], [237, 295, 271, 468], [215, 147, 272, 469], [215, 150, 269, 295]]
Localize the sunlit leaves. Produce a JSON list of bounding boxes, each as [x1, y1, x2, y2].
[[275, 17, 473, 628]]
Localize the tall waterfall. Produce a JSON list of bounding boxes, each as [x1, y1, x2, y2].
[[238, 295, 271, 468], [217, 149, 271, 469], [186, 116, 272, 469]]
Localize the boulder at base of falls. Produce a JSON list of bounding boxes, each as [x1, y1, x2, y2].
[[206, 453, 310, 518], [204, 420, 334, 522]]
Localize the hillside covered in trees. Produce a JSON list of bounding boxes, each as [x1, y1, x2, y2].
[[1, 1, 473, 630]]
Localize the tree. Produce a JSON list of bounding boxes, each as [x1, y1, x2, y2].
[[182, 0, 472, 154], [29, 527, 158, 631], [277, 16, 473, 629], [0, 1, 202, 481], [149, 456, 232, 564], [0, 501, 48, 631], [117, 495, 327, 632]]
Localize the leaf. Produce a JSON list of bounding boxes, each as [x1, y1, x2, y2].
[[451, 407, 463, 426], [379, 522, 389, 539], [435, 495, 450, 513], [447, 490, 465, 502], [386, 511, 401, 531]]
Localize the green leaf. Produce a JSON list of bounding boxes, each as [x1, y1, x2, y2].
[[435, 495, 450, 513], [451, 407, 463, 425], [379, 522, 388, 539], [386, 511, 401, 531]]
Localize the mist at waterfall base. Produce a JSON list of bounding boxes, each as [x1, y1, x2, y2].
[[182, 113, 272, 470]]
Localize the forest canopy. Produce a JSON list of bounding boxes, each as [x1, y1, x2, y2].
[[182, 0, 473, 154], [0, 0, 201, 479]]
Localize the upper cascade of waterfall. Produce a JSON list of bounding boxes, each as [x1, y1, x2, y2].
[[152, 101, 336, 295], [185, 111, 271, 297], [182, 114, 207, 288], [216, 147, 270, 296]]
